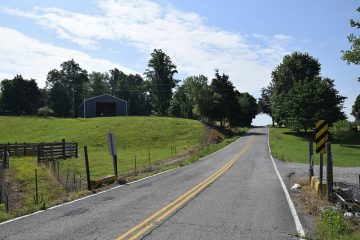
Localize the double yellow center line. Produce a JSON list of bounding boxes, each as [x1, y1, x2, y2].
[[116, 135, 256, 240]]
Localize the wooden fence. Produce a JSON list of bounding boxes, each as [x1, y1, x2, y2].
[[38, 141, 78, 162], [0, 143, 38, 157], [0, 140, 78, 163]]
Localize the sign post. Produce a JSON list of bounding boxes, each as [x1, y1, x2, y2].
[[326, 142, 334, 201], [315, 120, 328, 195], [308, 142, 314, 183], [107, 132, 118, 179]]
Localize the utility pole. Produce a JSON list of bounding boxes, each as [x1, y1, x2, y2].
[[72, 80, 75, 118]]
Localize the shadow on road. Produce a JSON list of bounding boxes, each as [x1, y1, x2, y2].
[[243, 132, 266, 136]]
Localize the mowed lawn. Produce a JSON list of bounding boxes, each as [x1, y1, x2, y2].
[[0, 116, 205, 178], [269, 127, 360, 167]]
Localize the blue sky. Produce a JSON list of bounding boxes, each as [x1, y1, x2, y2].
[[0, 0, 359, 125]]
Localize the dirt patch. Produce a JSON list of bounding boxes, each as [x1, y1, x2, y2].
[[290, 177, 327, 218], [3, 169, 24, 210]]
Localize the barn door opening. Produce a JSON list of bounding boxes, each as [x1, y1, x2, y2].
[[96, 102, 116, 117]]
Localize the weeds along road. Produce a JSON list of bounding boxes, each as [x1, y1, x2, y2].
[[0, 127, 304, 240]]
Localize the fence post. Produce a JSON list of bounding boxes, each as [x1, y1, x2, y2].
[[35, 169, 38, 205], [57, 160, 60, 181], [84, 146, 91, 191], [37, 144, 40, 163], [319, 153, 323, 195], [73, 171, 76, 191], [75, 143, 78, 157], [62, 139, 66, 159], [113, 155, 118, 179], [326, 142, 334, 202], [4, 145, 9, 169], [15, 142, 18, 157], [65, 167, 70, 191], [134, 155, 137, 174], [23, 142, 26, 155], [5, 193, 9, 211], [309, 142, 314, 183], [148, 147, 151, 167], [51, 145, 54, 162]]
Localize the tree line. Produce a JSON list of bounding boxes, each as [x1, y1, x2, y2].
[[0, 49, 258, 127]]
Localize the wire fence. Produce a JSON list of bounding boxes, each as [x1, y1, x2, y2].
[[45, 158, 86, 192]]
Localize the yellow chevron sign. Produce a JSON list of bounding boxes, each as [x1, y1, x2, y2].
[[315, 120, 328, 154]]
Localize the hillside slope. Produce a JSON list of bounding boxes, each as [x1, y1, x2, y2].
[[0, 116, 205, 177]]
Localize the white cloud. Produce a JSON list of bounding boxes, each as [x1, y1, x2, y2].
[[0, 0, 295, 93], [0, 27, 135, 87]]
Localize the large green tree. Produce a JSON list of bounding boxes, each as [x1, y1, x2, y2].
[[314, 77, 346, 124], [169, 75, 208, 119], [270, 52, 321, 126], [269, 52, 345, 130], [342, 6, 360, 82], [0, 75, 41, 115], [115, 73, 150, 116], [236, 92, 258, 127], [88, 71, 110, 97], [46, 59, 89, 117], [258, 85, 274, 126], [145, 49, 178, 116], [352, 94, 360, 121], [286, 78, 319, 131], [109, 68, 124, 96], [208, 70, 237, 126]]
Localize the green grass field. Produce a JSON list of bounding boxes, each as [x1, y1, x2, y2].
[[0, 116, 205, 178], [269, 127, 360, 167]]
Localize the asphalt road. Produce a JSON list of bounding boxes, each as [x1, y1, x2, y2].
[[0, 127, 303, 239]]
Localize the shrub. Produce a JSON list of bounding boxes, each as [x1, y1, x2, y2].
[[332, 120, 353, 144], [314, 208, 356, 240], [37, 106, 54, 118]]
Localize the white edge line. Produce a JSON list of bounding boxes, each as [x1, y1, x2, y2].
[[0, 133, 247, 226], [267, 127, 306, 238], [0, 169, 174, 226]]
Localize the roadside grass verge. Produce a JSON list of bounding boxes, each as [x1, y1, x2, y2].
[[269, 127, 360, 167], [314, 208, 360, 240], [124, 133, 243, 182]]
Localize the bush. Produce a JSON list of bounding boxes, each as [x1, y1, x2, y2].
[[332, 120, 353, 144], [37, 106, 54, 117], [321, 208, 349, 235], [314, 208, 360, 240]]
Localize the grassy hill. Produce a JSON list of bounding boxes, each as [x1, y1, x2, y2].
[[0, 116, 205, 178]]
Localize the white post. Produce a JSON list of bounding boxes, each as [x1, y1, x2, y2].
[[83, 100, 86, 118], [125, 101, 128, 116]]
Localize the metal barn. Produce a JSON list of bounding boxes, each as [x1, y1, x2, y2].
[[78, 94, 127, 118]]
